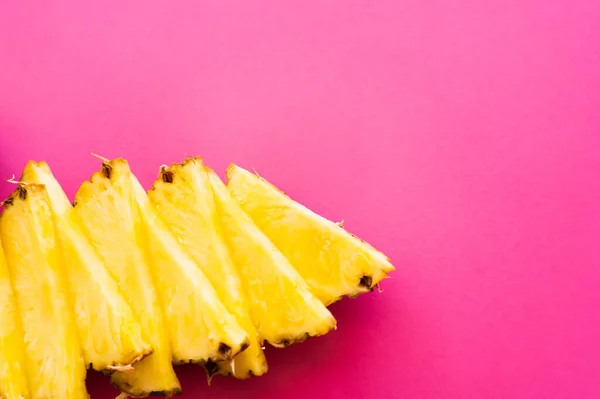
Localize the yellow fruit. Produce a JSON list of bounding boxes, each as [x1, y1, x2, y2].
[[226, 165, 395, 305], [124, 159, 249, 366], [148, 158, 267, 379], [208, 164, 336, 347], [0, 184, 89, 399], [0, 237, 29, 399], [74, 159, 181, 397], [20, 161, 152, 372]]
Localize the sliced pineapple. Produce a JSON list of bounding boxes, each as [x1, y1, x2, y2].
[[20, 162, 152, 373], [207, 163, 336, 347], [226, 165, 395, 305], [74, 159, 181, 397], [148, 158, 267, 379], [0, 184, 89, 399], [0, 237, 29, 399], [107, 159, 249, 366]]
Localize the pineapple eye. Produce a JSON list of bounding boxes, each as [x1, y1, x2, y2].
[[101, 163, 112, 178], [359, 275, 373, 289], [218, 342, 232, 358], [17, 187, 27, 200], [161, 168, 174, 183]]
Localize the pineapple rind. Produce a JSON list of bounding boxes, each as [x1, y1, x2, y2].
[[226, 164, 395, 306]]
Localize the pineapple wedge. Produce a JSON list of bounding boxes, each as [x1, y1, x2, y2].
[[109, 158, 249, 366], [226, 165, 395, 305], [161, 159, 335, 347], [74, 159, 181, 397], [0, 184, 89, 399], [0, 237, 29, 399], [20, 162, 152, 372], [148, 158, 267, 379]]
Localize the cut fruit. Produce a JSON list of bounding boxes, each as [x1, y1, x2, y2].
[[115, 159, 249, 366], [207, 163, 336, 347], [74, 159, 181, 397], [20, 162, 152, 373], [226, 165, 395, 305], [0, 237, 29, 399], [0, 183, 89, 399], [148, 158, 267, 379]]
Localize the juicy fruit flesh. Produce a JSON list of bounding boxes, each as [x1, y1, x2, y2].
[[128, 163, 249, 366], [226, 165, 395, 306], [0, 185, 89, 399], [207, 167, 336, 347], [74, 159, 181, 397], [0, 157, 391, 395], [20, 161, 152, 372], [148, 158, 267, 379], [0, 238, 29, 399]]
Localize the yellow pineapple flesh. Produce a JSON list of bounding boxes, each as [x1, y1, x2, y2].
[[20, 161, 152, 372], [74, 159, 181, 397], [0, 237, 29, 399], [123, 160, 249, 367], [207, 164, 336, 347], [226, 165, 395, 305], [0, 184, 89, 399], [148, 158, 267, 379]]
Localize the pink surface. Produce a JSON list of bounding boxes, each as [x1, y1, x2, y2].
[[1, 1, 599, 398]]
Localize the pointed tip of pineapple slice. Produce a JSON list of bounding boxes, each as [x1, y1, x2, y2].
[[22, 160, 51, 175], [226, 164, 395, 305]]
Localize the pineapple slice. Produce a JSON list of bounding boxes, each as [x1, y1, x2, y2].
[[20, 162, 152, 373], [148, 158, 267, 379], [167, 159, 335, 347], [74, 159, 181, 397], [0, 184, 89, 399], [108, 158, 249, 366], [0, 237, 29, 399], [226, 165, 395, 305]]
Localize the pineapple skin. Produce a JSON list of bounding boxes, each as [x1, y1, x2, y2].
[[226, 164, 395, 306], [207, 166, 336, 347], [0, 184, 89, 399], [148, 158, 268, 379], [74, 159, 181, 398], [20, 161, 152, 373], [0, 238, 29, 399], [127, 162, 250, 366]]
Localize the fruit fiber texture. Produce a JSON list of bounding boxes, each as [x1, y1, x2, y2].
[[0, 184, 89, 399], [128, 160, 250, 367], [208, 164, 337, 347], [148, 158, 267, 379], [74, 159, 181, 398], [20, 162, 152, 373], [226, 164, 395, 306], [0, 237, 29, 399], [0, 156, 394, 399]]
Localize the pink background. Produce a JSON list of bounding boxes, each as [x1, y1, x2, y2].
[[1, 1, 599, 398]]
